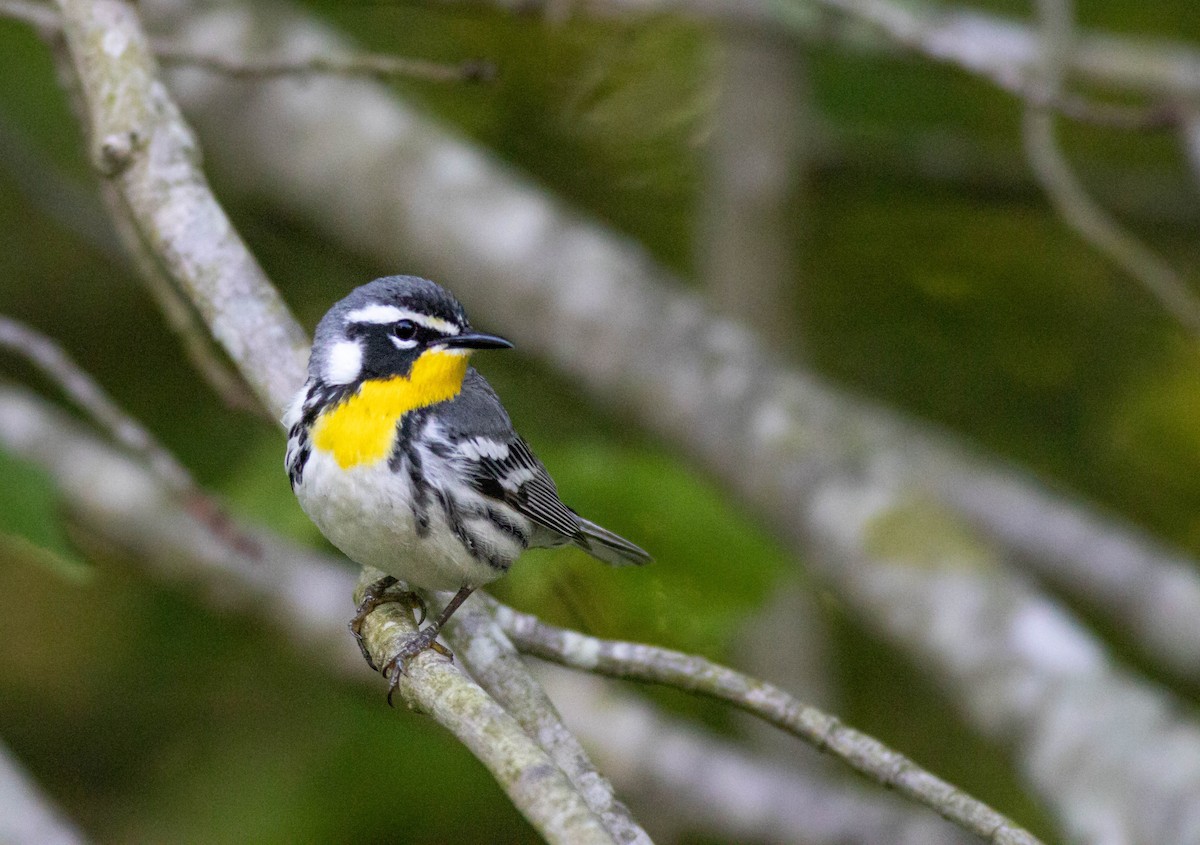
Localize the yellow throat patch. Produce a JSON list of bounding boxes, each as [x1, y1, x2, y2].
[[312, 350, 470, 469]]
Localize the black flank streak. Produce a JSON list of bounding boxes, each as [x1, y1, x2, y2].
[[393, 411, 432, 536], [487, 506, 529, 548]]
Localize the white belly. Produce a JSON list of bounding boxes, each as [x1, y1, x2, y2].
[[295, 448, 520, 591]]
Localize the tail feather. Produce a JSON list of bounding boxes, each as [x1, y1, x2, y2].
[[575, 517, 652, 567]]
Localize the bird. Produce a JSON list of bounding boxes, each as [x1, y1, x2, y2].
[[284, 276, 650, 694]]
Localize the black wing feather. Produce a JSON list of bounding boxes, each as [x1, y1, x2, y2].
[[471, 438, 583, 541]]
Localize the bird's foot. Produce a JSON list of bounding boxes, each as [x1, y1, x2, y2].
[[383, 627, 454, 706], [349, 576, 428, 672]]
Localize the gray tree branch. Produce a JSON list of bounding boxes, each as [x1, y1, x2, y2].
[[422, 0, 1200, 102], [1022, 0, 1200, 337]]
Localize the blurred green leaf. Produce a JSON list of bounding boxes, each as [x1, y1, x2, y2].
[[0, 448, 90, 581]]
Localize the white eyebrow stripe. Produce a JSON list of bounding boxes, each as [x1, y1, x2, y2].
[[345, 304, 460, 335]]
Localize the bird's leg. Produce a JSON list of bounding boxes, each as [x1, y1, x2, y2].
[[384, 585, 476, 706], [349, 575, 428, 672]]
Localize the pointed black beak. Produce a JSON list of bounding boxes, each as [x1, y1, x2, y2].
[[439, 331, 514, 351]]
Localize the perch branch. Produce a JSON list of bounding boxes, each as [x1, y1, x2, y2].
[[441, 599, 650, 845], [351, 571, 618, 845]]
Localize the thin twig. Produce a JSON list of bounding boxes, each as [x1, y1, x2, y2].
[[1023, 0, 1200, 337], [155, 44, 495, 84], [812, 0, 1175, 132], [489, 599, 1045, 845], [0, 315, 191, 491]]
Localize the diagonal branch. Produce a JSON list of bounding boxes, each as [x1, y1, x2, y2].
[[351, 570, 619, 845], [441, 600, 650, 845], [52, 0, 307, 419]]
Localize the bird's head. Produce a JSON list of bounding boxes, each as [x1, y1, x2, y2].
[[311, 276, 512, 389]]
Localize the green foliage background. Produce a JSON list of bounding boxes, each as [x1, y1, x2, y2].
[[1, 2, 1199, 842]]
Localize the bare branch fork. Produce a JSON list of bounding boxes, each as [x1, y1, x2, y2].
[[1021, 0, 1200, 338]]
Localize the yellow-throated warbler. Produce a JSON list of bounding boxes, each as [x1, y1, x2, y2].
[[285, 276, 650, 682]]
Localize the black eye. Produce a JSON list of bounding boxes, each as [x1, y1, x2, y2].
[[392, 320, 418, 341]]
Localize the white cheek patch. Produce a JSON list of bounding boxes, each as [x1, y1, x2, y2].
[[324, 340, 363, 385]]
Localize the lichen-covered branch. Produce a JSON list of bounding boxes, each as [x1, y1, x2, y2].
[[351, 571, 618, 845], [491, 600, 1043, 845], [442, 601, 650, 845]]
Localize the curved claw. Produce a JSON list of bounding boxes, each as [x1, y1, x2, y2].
[[383, 628, 455, 706], [350, 576, 426, 672]]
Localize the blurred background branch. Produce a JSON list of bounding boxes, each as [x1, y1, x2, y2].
[[1022, 0, 1200, 338], [0, 739, 88, 845]]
